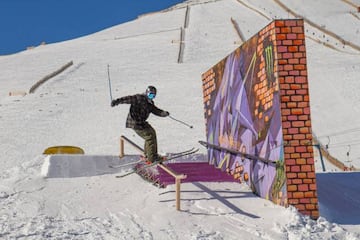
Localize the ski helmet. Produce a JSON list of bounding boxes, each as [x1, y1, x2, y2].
[[146, 85, 157, 100]]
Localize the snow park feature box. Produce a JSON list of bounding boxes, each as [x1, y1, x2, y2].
[[201, 19, 319, 219]]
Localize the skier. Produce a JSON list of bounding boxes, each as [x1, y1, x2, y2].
[[111, 86, 169, 163]]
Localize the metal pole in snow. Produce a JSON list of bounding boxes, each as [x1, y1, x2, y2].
[[107, 64, 113, 102]]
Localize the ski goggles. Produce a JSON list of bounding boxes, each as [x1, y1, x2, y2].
[[147, 92, 156, 100]]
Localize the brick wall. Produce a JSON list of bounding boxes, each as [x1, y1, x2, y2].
[[275, 19, 319, 219], [201, 19, 319, 219]]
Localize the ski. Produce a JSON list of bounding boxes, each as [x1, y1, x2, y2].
[[109, 147, 196, 169], [115, 148, 199, 178], [166, 147, 196, 158], [109, 159, 143, 169]]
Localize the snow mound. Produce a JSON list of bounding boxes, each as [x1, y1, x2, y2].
[[41, 155, 138, 178]]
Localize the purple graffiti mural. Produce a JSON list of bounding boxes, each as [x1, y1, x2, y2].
[[202, 35, 286, 203]]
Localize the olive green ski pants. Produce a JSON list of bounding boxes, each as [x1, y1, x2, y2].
[[134, 125, 158, 162]]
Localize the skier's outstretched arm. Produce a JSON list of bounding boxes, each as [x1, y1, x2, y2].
[[111, 95, 137, 107], [151, 105, 169, 117]]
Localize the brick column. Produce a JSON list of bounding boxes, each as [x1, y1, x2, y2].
[[275, 19, 319, 219]]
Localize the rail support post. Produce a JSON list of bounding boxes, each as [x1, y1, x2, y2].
[[120, 138, 125, 158], [175, 178, 181, 210]]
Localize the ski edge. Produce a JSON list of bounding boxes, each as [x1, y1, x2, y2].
[[109, 147, 195, 169], [115, 148, 199, 178]]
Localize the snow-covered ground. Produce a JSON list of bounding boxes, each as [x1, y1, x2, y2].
[[0, 0, 360, 239]]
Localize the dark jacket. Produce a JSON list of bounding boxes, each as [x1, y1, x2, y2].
[[114, 94, 168, 129]]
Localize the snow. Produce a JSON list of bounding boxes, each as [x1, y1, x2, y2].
[[1, 0, 360, 239]]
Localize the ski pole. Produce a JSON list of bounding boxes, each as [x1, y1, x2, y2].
[[107, 64, 113, 102], [168, 115, 193, 129]]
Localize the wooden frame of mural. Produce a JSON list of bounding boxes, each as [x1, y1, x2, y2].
[[202, 19, 319, 219]]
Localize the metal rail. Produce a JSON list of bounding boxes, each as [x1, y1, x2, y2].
[[119, 135, 187, 210]]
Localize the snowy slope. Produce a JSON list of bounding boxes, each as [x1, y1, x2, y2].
[[0, 0, 360, 239]]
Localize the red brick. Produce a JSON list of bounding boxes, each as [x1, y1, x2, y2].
[[286, 90, 296, 96], [291, 95, 303, 101], [306, 204, 316, 210], [277, 33, 287, 40], [296, 20, 304, 26], [307, 158, 314, 164], [294, 134, 305, 140], [287, 172, 297, 179], [298, 115, 309, 121], [279, 59, 287, 65], [279, 71, 289, 76], [304, 192, 314, 198], [285, 76, 295, 83], [281, 109, 291, 115], [281, 27, 291, 33], [291, 165, 301, 172], [295, 204, 306, 211], [292, 26, 304, 33], [275, 20, 285, 27], [284, 64, 294, 71], [288, 128, 299, 134], [294, 52, 304, 58], [294, 64, 306, 70], [286, 159, 296, 165], [289, 70, 300, 76], [288, 185, 297, 191], [281, 95, 290, 102], [287, 102, 297, 108], [285, 20, 297, 27], [298, 173, 307, 179], [285, 146, 295, 153], [308, 172, 316, 179], [298, 102, 308, 108], [301, 165, 312, 172], [293, 192, 304, 198], [289, 58, 299, 64], [289, 140, 300, 146], [291, 108, 303, 115], [296, 146, 307, 153], [283, 52, 294, 59], [299, 127, 309, 134], [292, 178, 303, 184], [282, 121, 291, 128], [287, 33, 297, 40], [293, 39, 303, 45], [296, 158, 307, 165], [290, 84, 301, 90], [311, 211, 320, 219], [288, 46, 299, 52], [283, 40, 293, 45], [298, 184, 309, 192], [282, 115, 289, 121], [301, 70, 308, 76], [278, 46, 288, 52], [303, 179, 313, 184], [300, 198, 310, 204], [288, 198, 299, 204]]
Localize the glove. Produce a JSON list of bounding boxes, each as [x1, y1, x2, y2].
[[161, 111, 170, 117], [111, 99, 120, 107]]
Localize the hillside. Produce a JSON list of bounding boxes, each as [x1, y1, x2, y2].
[[0, 0, 359, 239]]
